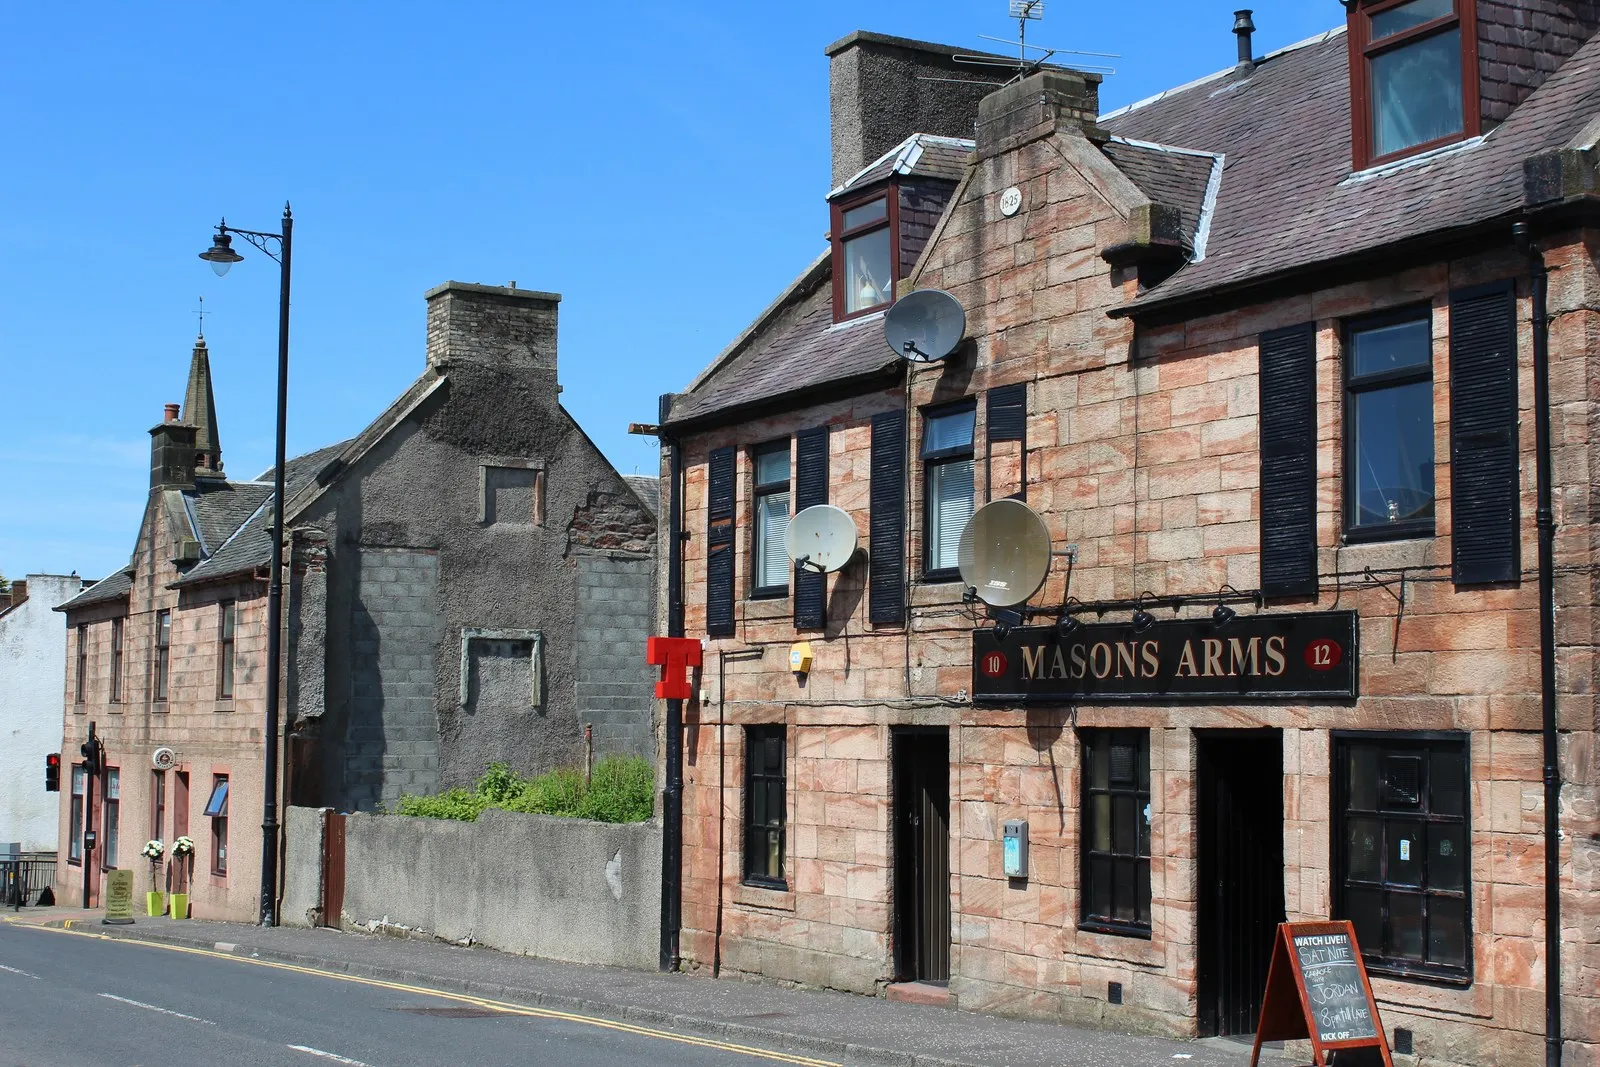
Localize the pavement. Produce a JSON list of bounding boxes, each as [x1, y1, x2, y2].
[[1, 906, 1299, 1067]]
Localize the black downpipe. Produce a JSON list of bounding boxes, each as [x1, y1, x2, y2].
[[1516, 221, 1562, 1067], [659, 393, 685, 973]]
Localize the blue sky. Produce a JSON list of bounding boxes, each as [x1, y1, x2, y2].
[[0, 1, 1338, 581]]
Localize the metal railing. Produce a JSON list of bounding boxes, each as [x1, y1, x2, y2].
[[2, 858, 56, 910]]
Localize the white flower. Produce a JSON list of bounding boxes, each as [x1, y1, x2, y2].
[[140, 839, 164, 859], [172, 836, 196, 856]]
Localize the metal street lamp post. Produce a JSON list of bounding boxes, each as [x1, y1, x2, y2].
[[198, 204, 293, 927]]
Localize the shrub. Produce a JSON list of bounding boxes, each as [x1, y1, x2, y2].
[[395, 756, 655, 824]]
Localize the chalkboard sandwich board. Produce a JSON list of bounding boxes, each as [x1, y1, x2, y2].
[[1250, 921, 1391, 1067]]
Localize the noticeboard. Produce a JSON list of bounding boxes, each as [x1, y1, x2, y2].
[[102, 869, 135, 926], [1251, 921, 1391, 1066]]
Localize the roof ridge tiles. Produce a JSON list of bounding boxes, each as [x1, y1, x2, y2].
[[1099, 24, 1347, 123]]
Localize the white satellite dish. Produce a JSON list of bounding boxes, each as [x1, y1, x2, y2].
[[787, 505, 860, 574], [958, 498, 1052, 608], [151, 746, 176, 771], [883, 289, 966, 363]]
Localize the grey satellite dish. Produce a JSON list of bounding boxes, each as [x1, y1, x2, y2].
[[958, 498, 1052, 608], [883, 288, 966, 363], [787, 505, 860, 574]]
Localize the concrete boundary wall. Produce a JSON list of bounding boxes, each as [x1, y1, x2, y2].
[[283, 805, 661, 970]]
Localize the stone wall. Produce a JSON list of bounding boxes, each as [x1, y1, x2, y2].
[[283, 805, 662, 971], [576, 556, 656, 761]]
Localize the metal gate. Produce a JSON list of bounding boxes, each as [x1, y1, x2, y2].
[[321, 812, 346, 928]]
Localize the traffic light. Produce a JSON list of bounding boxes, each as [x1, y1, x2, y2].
[[79, 736, 102, 776], [45, 752, 60, 792]]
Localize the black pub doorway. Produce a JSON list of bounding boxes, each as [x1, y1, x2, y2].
[[1197, 729, 1286, 1038], [892, 728, 950, 983]]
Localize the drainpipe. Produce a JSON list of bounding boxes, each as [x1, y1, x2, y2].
[[658, 393, 685, 973], [1514, 220, 1562, 1067]]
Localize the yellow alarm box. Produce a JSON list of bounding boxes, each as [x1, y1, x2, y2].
[[789, 641, 814, 674]]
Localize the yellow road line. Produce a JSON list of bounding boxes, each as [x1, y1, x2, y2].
[[13, 922, 839, 1067]]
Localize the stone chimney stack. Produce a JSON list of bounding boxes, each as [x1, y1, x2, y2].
[[825, 32, 1001, 188], [975, 69, 1106, 160], [424, 281, 561, 391], [150, 403, 197, 490]]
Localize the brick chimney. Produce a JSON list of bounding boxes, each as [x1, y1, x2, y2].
[[150, 402, 197, 490], [975, 68, 1106, 160], [825, 31, 1003, 188], [424, 282, 561, 390]]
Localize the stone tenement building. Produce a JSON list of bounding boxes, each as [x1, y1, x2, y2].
[[656, 8, 1600, 1066], [58, 283, 656, 921]]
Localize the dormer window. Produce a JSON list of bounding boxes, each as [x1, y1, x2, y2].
[[1349, 0, 1479, 169], [832, 190, 898, 320]]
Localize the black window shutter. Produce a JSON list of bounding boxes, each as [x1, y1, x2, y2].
[[869, 409, 907, 625], [793, 426, 830, 630], [706, 446, 736, 637], [1259, 322, 1318, 598], [1450, 281, 1520, 585], [987, 383, 1027, 442]]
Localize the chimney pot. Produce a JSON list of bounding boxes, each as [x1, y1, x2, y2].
[[164, 403, 180, 422], [1234, 9, 1256, 69]]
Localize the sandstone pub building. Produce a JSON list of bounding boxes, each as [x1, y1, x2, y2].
[[654, 7, 1600, 1065]]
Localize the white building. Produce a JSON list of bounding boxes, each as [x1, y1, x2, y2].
[[0, 574, 84, 853]]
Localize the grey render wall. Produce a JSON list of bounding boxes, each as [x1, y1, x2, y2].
[[281, 804, 327, 928], [310, 808, 662, 970], [288, 284, 657, 812], [575, 556, 655, 761], [0, 575, 78, 851]]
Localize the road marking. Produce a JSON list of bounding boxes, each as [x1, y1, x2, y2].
[[0, 964, 41, 979], [97, 992, 215, 1024], [27, 925, 838, 1066], [289, 1045, 373, 1066]]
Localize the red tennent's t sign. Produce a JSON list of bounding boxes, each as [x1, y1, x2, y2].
[[646, 637, 702, 700]]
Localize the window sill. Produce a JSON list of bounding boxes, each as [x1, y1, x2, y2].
[[1077, 919, 1152, 942], [733, 881, 795, 911], [1342, 523, 1434, 546], [749, 588, 789, 602], [1364, 960, 1472, 988], [920, 569, 964, 586]]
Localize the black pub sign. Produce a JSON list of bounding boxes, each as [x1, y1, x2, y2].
[[972, 610, 1359, 703]]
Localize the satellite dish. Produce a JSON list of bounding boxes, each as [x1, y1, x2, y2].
[[787, 505, 860, 574], [883, 289, 966, 363], [958, 498, 1052, 608]]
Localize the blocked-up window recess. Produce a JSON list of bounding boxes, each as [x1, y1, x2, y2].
[[459, 628, 543, 711], [479, 460, 546, 526]]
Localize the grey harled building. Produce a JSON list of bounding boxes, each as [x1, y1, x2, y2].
[[284, 281, 658, 812]]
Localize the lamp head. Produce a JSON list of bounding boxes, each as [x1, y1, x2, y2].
[[1131, 593, 1156, 634], [199, 228, 244, 277], [1212, 602, 1237, 628]]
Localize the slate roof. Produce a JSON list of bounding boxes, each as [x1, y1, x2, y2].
[[189, 479, 273, 555], [58, 568, 133, 611], [1102, 26, 1600, 315], [831, 133, 974, 198], [1100, 138, 1220, 253], [666, 270, 901, 427], [623, 475, 660, 517], [173, 440, 351, 587]]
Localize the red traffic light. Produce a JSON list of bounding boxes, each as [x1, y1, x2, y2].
[[45, 752, 61, 792]]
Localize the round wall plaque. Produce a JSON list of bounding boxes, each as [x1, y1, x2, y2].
[[999, 186, 1023, 217]]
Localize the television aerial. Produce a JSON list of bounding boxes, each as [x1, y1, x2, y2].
[[958, 498, 1052, 608], [787, 505, 861, 574], [883, 288, 966, 364]]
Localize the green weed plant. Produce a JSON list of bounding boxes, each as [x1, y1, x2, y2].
[[394, 756, 653, 824]]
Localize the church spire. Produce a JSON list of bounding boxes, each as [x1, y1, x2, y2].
[[183, 334, 223, 477]]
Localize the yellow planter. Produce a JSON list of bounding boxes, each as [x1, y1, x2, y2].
[[170, 893, 189, 920], [146, 891, 164, 917]]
